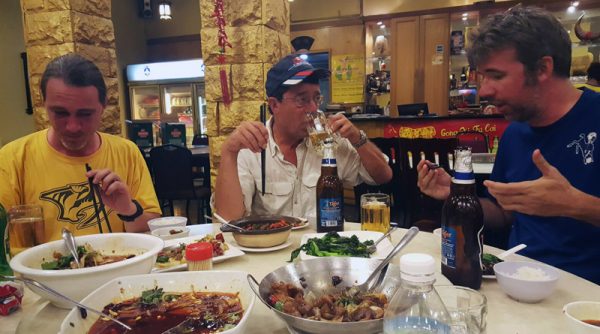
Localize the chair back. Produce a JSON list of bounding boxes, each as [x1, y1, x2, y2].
[[354, 138, 401, 222], [397, 103, 429, 116], [456, 130, 489, 153], [397, 137, 457, 227], [192, 134, 209, 146], [149, 145, 196, 199]]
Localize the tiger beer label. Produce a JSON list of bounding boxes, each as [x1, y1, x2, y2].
[[319, 197, 342, 227], [321, 158, 337, 167], [441, 226, 457, 268]]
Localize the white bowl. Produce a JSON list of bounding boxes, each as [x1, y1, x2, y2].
[[494, 261, 559, 303], [59, 271, 255, 334], [9, 233, 163, 308], [563, 301, 600, 334], [147, 216, 187, 231], [151, 226, 190, 240]]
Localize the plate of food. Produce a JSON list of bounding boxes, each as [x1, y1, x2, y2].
[[152, 233, 244, 272], [290, 230, 394, 262], [60, 271, 255, 334]]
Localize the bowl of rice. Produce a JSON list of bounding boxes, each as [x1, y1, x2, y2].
[[494, 261, 559, 303]]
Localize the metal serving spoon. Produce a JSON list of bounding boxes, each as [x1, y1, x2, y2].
[[61, 228, 81, 268], [367, 227, 397, 253], [0, 275, 131, 331], [212, 212, 246, 232]]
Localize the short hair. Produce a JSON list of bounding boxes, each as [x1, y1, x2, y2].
[[588, 62, 600, 82], [40, 53, 107, 105], [468, 6, 572, 80]]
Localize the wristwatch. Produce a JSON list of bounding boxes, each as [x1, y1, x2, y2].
[[352, 130, 368, 149], [117, 199, 144, 222]]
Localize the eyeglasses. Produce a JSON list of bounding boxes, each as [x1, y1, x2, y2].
[[282, 95, 323, 108]]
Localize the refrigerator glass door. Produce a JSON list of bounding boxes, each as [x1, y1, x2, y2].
[[195, 83, 207, 135], [130, 85, 160, 120], [162, 84, 194, 146]]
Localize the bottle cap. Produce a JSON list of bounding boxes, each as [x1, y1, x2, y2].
[[400, 253, 436, 283], [185, 242, 213, 261]]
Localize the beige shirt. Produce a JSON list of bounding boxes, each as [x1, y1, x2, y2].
[[237, 118, 377, 219]]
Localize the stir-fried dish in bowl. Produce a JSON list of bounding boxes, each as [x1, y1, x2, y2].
[[41, 243, 136, 270]]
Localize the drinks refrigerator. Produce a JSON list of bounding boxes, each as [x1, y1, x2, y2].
[[126, 59, 206, 147]]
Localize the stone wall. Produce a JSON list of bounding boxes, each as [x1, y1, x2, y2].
[[20, 0, 120, 134], [199, 0, 291, 185]]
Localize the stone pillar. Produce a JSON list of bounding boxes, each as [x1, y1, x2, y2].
[[20, 0, 120, 134], [199, 0, 291, 185]]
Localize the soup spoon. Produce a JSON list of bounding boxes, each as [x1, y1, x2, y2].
[[498, 243, 527, 259], [0, 275, 132, 330], [61, 228, 81, 268]]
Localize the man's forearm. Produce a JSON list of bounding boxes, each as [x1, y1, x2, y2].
[[124, 212, 160, 232], [356, 142, 393, 184], [566, 190, 600, 227], [481, 198, 513, 229], [214, 150, 246, 221]]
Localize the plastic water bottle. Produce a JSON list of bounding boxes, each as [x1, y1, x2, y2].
[[384, 253, 451, 334]]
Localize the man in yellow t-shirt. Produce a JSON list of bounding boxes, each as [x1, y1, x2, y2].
[[0, 53, 161, 242]]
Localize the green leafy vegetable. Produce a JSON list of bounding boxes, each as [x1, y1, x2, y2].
[[482, 253, 503, 275], [156, 255, 170, 263], [288, 232, 375, 262], [141, 287, 164, 306]]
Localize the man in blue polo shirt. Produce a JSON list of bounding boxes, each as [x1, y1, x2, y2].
[[417, 6, 600, 284]]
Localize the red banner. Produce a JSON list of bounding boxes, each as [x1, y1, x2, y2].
[[383, 118, 510, 141]]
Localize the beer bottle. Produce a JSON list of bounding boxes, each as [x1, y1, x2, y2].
[[0, 204, 12, 275], [441, 147, 483, 289], [316, 138, 344, 233]]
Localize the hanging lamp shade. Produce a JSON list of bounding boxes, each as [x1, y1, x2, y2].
[[291, 36, 315, 53]]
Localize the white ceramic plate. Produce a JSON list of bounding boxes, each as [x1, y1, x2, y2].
[[59, 271, 255, 334], [152, 235, 244, 273], [298, 231, 394, 261], [232, 240, 293, 253]]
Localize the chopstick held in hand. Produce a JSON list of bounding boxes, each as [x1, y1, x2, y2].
[[85, 163, 113, 233], [260, 103, 266, 196]]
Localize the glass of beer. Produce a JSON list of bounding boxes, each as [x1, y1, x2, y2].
[[360, 193, 390, 233], [5, 204, 45, 258], [306, 112, 338, 153]]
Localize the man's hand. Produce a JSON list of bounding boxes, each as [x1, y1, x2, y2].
[[86, 169, 135, 215], [417, 159, 451, 200], [222, 121, 269, 154], [327, 113, 361, 145], [484, 149, 576, 217]]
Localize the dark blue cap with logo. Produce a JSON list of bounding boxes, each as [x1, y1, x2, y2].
[[265, 54, 330, 97]]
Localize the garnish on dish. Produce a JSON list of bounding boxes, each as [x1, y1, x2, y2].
[[41, 243, 135, 270], [482, 253, 503, 276], [289, 232, 374, 262]]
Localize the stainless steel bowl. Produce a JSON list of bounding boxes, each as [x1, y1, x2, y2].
[[248, 257, 402, 334]]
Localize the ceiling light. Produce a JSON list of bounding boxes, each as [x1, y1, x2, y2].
[[462, 17, 468, 21], [462, 13, 468, 17], [573, 1, 580, 6], [380, 25, 386, 29], [567, 5, 576, 13], [159, 1, 172, 20], [377, 21, 383, 25]]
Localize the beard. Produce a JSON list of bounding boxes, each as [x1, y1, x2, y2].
[[60, 136, 89, 152], [500, 103, 539, 123]]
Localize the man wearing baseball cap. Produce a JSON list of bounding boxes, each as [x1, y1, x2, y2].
[[214, 54, 392, 221]]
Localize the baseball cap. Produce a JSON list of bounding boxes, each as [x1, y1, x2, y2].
[[265, 54, 330, 97]]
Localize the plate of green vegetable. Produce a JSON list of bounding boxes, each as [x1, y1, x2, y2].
[[290, 231, 393, 262]]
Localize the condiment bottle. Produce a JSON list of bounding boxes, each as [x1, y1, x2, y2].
[[384, 253, 451, 333], [185, 242, 213, 271], [316, 138, 344, 233], [441, 146, 484, 289]]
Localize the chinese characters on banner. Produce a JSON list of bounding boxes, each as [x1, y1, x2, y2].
[[331, 54, 365, 104]]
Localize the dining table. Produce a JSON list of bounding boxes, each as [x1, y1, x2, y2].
[[4, 222, 599, 334]]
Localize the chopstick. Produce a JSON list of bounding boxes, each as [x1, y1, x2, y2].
[[85, 163, 112, 233], [260, 103, 266, 196]]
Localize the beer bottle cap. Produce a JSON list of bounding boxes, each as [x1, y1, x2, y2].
[[400, 253, 436, 283]]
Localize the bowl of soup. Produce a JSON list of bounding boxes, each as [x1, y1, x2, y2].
[[563, 301, 600, 334], [9, 233, 163, 308]]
